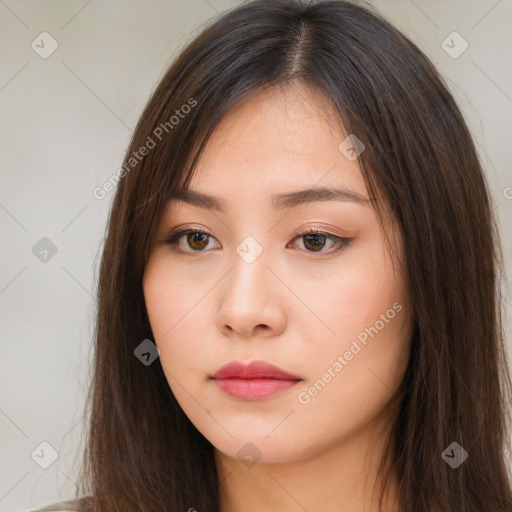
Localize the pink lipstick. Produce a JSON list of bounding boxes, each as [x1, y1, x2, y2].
[[211, 360, 302, 400]]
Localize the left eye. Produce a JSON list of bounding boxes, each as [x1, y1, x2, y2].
[[164, 228, 350, 255], [291, 229, 350, 253]]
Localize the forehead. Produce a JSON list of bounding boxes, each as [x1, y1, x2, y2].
[[177, 84, 368, 206], [197, 84, 345, 162]]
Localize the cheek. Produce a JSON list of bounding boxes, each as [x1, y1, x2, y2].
[[143, 262, 202, 368], [297, 242, 403, 351], [296, 238, 411, 404], [144, 253, 205, 337], [144, 277, 173, 342], [143, 258, 212, 390], [293, 292, 411, 453]]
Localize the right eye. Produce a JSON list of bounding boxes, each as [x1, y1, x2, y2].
[[164, 229, 220, 253]]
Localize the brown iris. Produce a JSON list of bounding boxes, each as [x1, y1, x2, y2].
[[186, 232, 210, 250], [302, 233, 327, 252]]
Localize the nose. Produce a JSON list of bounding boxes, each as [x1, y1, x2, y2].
[[215, 250, 287, 339]]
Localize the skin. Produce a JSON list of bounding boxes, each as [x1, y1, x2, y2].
[[143, 83, 415, 512]]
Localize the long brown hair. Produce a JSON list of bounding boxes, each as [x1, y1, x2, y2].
[[71, 1, 512, 511]]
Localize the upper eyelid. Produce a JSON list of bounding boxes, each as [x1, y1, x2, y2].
[[166, 221, 347, 236], [167, 226, 341, 240]]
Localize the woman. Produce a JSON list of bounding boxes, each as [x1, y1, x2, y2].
[[33, 0, 512, 511]]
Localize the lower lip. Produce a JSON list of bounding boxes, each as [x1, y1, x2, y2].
[[212, 378, 301, 400]]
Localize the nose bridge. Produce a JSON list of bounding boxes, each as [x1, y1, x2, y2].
[[215, 232, 285, 336], [227, 233, 270, 306]]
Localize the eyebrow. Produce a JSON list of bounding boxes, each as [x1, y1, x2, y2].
[[167, 186, 370, 212]]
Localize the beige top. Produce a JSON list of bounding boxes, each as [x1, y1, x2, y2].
[[31, 507, 77, 512], [30, 497, 91, 511]]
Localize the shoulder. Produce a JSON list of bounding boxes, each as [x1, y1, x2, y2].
[[30, 496, 93, 512], [31, 509, 75, 512]]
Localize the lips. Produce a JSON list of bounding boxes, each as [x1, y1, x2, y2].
[[211, 360, 302, 400], [211, 360, 301, 380]]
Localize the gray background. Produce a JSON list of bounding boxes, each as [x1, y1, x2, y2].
[[1, 0, 511, 510]]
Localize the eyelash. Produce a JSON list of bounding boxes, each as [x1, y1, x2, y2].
[[163, 227, 351, 256]]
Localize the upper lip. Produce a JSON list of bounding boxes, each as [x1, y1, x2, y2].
[[211, 360, 302, 380]]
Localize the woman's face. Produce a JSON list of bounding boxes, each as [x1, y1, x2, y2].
[[143, 84, 414, 465]]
